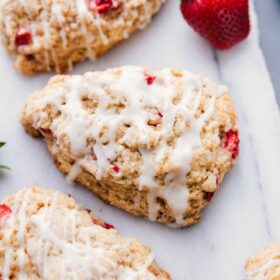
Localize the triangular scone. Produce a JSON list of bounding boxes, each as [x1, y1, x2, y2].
[[0, 187, 170, 279], [21, 66, 239, 228], [0, 0, 164, 74], [245, 244, 280, 280]]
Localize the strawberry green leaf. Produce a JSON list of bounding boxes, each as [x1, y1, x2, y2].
[[0, 165, 10, 170], [0, 141, 9, 171]]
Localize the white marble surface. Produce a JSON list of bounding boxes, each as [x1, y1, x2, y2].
[[0, 1, 280, 279]]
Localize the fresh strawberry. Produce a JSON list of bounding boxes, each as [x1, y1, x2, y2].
[[223, 129, 240, 159], [180, 0, 250, 50], [0, 204, 12, 226], [15, 26, 32, 48]]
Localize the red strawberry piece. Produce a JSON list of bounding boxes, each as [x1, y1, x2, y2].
[[93, 218, 115, 229], [87, 0, 113, 14], [0, 204, 12, 226], [180, 0, 250, 50], [157, 111, 163, 118], [39, 128, 53, 138], [145, 74, 156, 85], [224, 129, 240, 159], [205, 192, 215, 202], [91, 151, 97, 160], [103, 222, 115, 230], [25, 54, 35, 61], [113, 164, 120, 173], [15, 26, 32, 48]]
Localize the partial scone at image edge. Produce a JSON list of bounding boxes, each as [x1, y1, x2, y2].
[[0, 187, 170, 279], [20, 66, 240, 228], [0, 0, 165, 74], [245, 244, 280, 280]]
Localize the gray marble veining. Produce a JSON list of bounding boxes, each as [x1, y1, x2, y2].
[[255, 0, 280, 106]]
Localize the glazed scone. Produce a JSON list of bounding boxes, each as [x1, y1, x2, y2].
[[0, 187, 170, 279], [245, 244, 280, 280], [0, 0, 164, 74], [21, 66, 239, 228]]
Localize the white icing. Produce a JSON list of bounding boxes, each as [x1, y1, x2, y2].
[[16, 189, 31, 280], [66, 161, 82, 184], [4, 15, 12, 36], [246, 252, 280, 280], [2, 188, 157, 279], [51, 0, 67, 49], [76, 0, 96, 60], [25, 66, 224, 227], [18, 0, 32, 18], [4, 0, 165, 72]]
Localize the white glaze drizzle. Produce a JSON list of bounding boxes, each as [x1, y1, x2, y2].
[[6, 0, 164, 72], [138, 0, 150, 28], [18, 0, 32, 18], [76, 0, 96, 60], [66, 161, 82, 184], [4, 15, 13, 37], [246, 252, 280, 280], [51, 0, 67, 49], [16, 189, 31, 280], [42, 0, 63, 72], [24, 66, 225, 227], [1, 188, 157, 279]]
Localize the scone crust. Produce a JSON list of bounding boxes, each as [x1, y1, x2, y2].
[[21, 66, 239, 228], [0, 187, 170, 279], [0, 0, 164, 74], [245, 244, 280, 280]]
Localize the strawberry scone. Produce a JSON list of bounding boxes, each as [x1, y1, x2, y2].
[[21, 66, 239, 228], [0, 0, 164, 74], [0, 187, 170, 279], [245, 244, 280, 280]]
